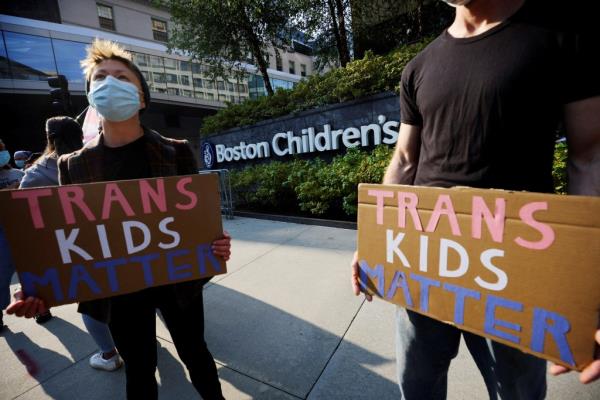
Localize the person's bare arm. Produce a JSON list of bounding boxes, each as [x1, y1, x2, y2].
[[550, 96, 600, 383], [382, 123, 422, 185], [351, 123, 422, 300], [564, 96, 600, 195]]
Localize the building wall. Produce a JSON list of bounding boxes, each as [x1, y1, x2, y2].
[[58, 0, 171, 43], [0, 0, 61, 23]]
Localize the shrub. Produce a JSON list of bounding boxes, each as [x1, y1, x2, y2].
[[230, 146, 394, 218], [230, 142, 568, 219], [201, 40, 430, 135], [552, 140, 568, 194]]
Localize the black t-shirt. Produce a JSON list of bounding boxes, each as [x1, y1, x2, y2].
[[102, 134, 152, 181], [400, 1, 599, 192]]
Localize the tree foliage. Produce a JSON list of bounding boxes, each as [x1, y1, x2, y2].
[[161, 0, 301, 95], [298, 0, 352, 70], [201, 39, 429, 134]]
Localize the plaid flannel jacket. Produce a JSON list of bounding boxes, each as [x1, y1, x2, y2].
[[57, 127, 204, 323]]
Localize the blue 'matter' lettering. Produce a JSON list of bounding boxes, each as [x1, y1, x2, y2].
[[386, 270, 413, 307], [409, 273, 440, 313], [531, 308, 575, 366], [94, 258, 127, 292], [68, 264, 101, 300], [358, 260, 384, 296], [484, 294, 523, 344], [167, 249, 193, 281], [196, 244, 221, 274], [20, 267, 63, 302], [443, 283, 481, 325]]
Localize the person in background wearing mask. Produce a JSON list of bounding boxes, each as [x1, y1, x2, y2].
[[13, 151, 32, 170], [18, 116, 122, 371], [7, 39, 231, 400], [0, 139, 24, 189], [350, 0, 599, 398], [0, 138, 25, 331]]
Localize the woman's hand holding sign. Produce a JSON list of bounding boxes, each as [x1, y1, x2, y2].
[[6, 289, 48, 318], [212, 230, 231, 261]]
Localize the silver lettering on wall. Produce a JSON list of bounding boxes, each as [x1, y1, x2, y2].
[[215, 115, 399, 163]]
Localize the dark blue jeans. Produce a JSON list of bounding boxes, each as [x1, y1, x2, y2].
[[0, 226, 16, 310], [109, 285, 224, 400], [396, 307, 547, 400]]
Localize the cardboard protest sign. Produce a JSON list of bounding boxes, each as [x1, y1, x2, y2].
[[0, 174, 226, 307], [357, 184, 600, 370]]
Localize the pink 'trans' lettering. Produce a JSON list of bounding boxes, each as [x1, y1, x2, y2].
[[425, 194, 462, 236], [367, 189, 394, 225], [139, 178, 167, 214], [11, 189, 53, 229], [175, 177, 198, 210], [397, 191, 423, 231], [471, 196, 506, 243], [101, 183, 135, 219], [514, 202, 555, 250], [57, 186, 96, 225]]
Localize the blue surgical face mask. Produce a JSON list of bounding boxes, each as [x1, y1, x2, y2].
[[15, 159, 26, 168], [87, 75, 141, 122], [0, 150, 10, 167]]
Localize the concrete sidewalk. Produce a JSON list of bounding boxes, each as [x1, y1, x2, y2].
[[1, 217, 598, 399]]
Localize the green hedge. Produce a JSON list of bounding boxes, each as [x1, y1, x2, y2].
[[230, 142, 569, 219], [201, 40, 429, 135]]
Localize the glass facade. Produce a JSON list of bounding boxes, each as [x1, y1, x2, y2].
[[4, 31, 56, 80], [0, 30, 296, 103], [52, 39, 88, 83]]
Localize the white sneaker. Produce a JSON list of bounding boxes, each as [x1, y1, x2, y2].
[[89, 352, 123, 371]]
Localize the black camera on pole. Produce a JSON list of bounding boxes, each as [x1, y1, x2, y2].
[[47, 74, 72, 116]]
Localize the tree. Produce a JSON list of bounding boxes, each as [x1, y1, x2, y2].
[[162, 0, 300, 96], [300, 0, 352, 70]]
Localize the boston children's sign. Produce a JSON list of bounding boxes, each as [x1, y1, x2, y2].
[[0, 174, 226, 307], [357, 184, 600, 370]]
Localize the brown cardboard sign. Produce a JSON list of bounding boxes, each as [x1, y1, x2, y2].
[[0, 174, 226, 307], [357, 184, 600, 370]]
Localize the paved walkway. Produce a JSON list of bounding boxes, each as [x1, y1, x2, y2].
[[1, 217, 598, 399]]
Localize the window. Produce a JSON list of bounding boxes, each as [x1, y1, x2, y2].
[[206, 92, 214, 100], [166, 73, 178, 84], [167, 87, 180, 96], [4, 32, 57, 80], [152, 18, 168, 42], [52, 38, 87, 83], [181, 89, 192, 97], [179, 61, 191, 71], [289, 60, 295, 75], [218, 94, 227, 102], [150, 56, 163, 68], [226, 82, 234, 92], [194, 91, 204, 99], [204, 80, 214, 90], [193, 78, 203, 88], [300, 63, 307, 77], [97, 4, 115, 30], [153, 72, 166, 83], [134, 53, 149, 66], [275, 52, 282, 71], [180, 75, 190, 86], [217, 81, 225, 91], [192, 63, 202, 74], [164, 58, 177, 70]]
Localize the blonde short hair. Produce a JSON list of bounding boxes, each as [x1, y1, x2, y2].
[[80, 39, 136, 83]]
